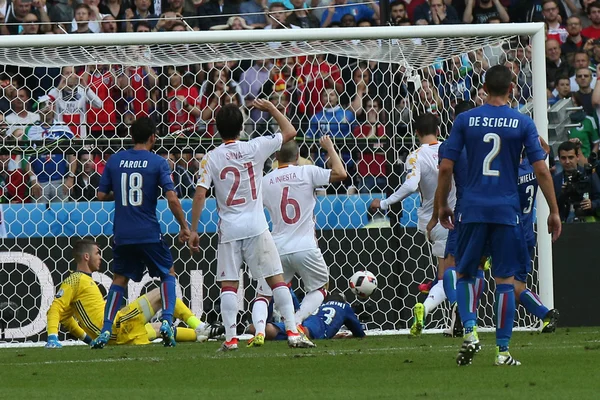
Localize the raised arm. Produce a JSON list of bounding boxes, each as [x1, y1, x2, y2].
[[320, 136, 347, 183], [253, 99, 296, 143]]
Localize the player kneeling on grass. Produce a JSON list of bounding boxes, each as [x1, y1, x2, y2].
[[45, 239, 223, 348], [247, 136, 347, 348], [248, 292, 365, 341]]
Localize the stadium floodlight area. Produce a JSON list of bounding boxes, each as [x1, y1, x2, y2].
[[0, 23, 551, 342]]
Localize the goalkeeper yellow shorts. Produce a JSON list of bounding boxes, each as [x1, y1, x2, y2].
[[113, 295, 154, 345]]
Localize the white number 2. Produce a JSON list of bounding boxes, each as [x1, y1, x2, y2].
[[523, 185, 535, 214], [482, 133, 501, 177], [321, 307, 336, 325], [121, 172, 143, 206]]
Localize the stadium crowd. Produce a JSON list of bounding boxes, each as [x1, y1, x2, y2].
[[0, 0, 599, 223]]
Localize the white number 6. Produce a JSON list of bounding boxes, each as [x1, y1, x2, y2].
[[483, 133, 501, 177]]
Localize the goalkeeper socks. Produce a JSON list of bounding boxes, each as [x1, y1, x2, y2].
[[186, 316, 202, 330], [475, 269, 486, 305], [423, 280, 446, 315], [495, 283, 516, 352], [519, 289, 550, 320], [174, 327, 197, 342], [443, 267, 457, 305], [456, 277, 477, 333], [251, 296, 269, 336], [272, 283, 298, 334], [220, 287, 238, 342], [102, 284, 125, 333], [160, 275, 177, 323], [174, 298, 195, 325], [295, 288, 326, 323]]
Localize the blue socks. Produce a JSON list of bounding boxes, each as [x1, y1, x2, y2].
[[495, 283, 516, 352], [519, 289, 550, 320], [456, 277, 477, 333], [443, 267, 457, 305], [161, 275, 177, 323], [102, 284, 126, 333], [475, 269, 486, 304]]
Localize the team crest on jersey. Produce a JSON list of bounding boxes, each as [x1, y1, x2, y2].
[[55, 289, 64, 298], [134, 74, 142, 83]]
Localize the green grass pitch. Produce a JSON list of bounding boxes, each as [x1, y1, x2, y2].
[[2, 328, 599, 399]]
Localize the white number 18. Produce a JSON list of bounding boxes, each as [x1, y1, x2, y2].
[[482, 133, 501, 177], [121, 172, 143, 206]]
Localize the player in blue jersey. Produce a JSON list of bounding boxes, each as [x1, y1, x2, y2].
[[249, 292, 365, 341], [437, 65, 561, 366], [91, 117, 191, 349], [514, 148, 560, 333]]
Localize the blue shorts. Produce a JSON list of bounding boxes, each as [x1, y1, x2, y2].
[[272, 322, 288, 341], [515, 246, 535, 283], [112, 241, 173, 282], [444, 221, 459, 259], [455, 223, 527, 279]]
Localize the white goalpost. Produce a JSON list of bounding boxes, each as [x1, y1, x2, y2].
[[0, 23, 552, 342]]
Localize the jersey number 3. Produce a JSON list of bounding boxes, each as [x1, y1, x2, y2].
[[483, 133, 501, 177], [121, 172, 143, 206], [220, 163, 257, 206]]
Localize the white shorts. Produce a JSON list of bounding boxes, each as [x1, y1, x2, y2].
[[216, 230, 283, 282], [257, 248, 329, 296], [421, 224, 448, 258]]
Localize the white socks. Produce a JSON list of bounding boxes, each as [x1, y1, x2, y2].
[[220, 290, 238, 342], [251, 297, 269, 336], [423, 280, 446, 316], [272, 285, 298, 333], [295, 289, 326, 323]]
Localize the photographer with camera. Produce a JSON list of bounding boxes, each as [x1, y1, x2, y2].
[[553, 140, 600, 222]]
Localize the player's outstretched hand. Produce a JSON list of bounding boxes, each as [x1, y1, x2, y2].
[[369, 198, 381, 211], [45, 334, 62, 349], [548, 213, 562, 242], [438, 206, 455, 230], [319, 135, 334, 151], [252, 99, 275, 112], [426, 217, 438, 241], [179, 227, 191, 244], [188, 231, 200, 253]]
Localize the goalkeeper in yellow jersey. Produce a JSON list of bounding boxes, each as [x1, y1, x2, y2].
[[45, 239, 223, 348]]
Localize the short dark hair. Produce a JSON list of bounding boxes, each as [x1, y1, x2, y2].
[[325, 291, 346, 303], [414, 113, 439, 137], [484, 65, 513, 96], [130, 117, 157, 144], [558, 140, 579, 156], [72, 238, 98, 263], [555, 74, 570, 86], [277, 140, 299, 163], [216, 104, 243, 140], [135, 20, 152, 31], [454, 100, 475, 118], [542, 0, 559, 8], [74, 3, 91, 14], [588, 1, 600, 14], [269, 2, 286, 10]]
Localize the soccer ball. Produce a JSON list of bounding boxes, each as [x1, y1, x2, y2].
[[349, 271, 378, 299]]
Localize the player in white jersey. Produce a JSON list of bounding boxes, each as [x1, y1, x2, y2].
[[188, 100, 315, 351], [247, 136, 348, 347], [369, 113, 456, 336]]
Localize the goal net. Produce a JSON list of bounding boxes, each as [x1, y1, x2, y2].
[[0, 24, 551, 342]]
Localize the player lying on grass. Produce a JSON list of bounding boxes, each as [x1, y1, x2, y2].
[[45, 239, 223, 348], [369, 113, 456, 337], [247, 136, 347, 348], [248, 292, 365, 341]]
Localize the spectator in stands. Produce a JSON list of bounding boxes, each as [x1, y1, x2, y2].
[[287, 0, 319, 28], [71, 0, 105, 33], [573, 67, 595, 115], [126, 0, 159, 31], [209, 15, 253, 30], [86, 65, 117, 138], [2, 0, 51, 35], [436, 55, 473, 110], [4, 87, 39, 137], [160, 153, 196, 198], [99, 0, 127, 32], [100, 14, 118, 32], [566, 51, 597, 91], [48, 0, 74, 31], [340, 13, 357, 27], [389, 0, 408, 25], [554, 140, 600, 222], [47, 66, 103, 137], [542, 0, 568, 43], [353, 97, 387, 193], [116, 63, 158, 120], [403, 0, 426, 22], [71, 152, 101, 201], [0, 148, 28, 203], [562, 16, 588, 57], [413, 0, 461, 25], [321, 0, 379, 28], [20, 12, 42, 34], [22, 102, 76, 203], [505, 59, 531, 102], [473, 85, 488, 106], [567, 108, 599, 158], [162, 0, 199, 30], [510, 0, 569, 23], [415, 77, 444, 115], [300, 54, 344, 116], [240, 0, 268, 28], [72, 4, 94, 33], [546, 39, 571, 90], [583, 2, 600, 39], [166, 66, 200, 134], [548, 75, 572, 105], [197, 0, 240, 31], [239, 59, 272, 126], [462, 0, 510, 24], [264, 2, 296, 29]]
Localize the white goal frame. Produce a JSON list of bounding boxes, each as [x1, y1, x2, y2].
[[0, 22, 553, 330]]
